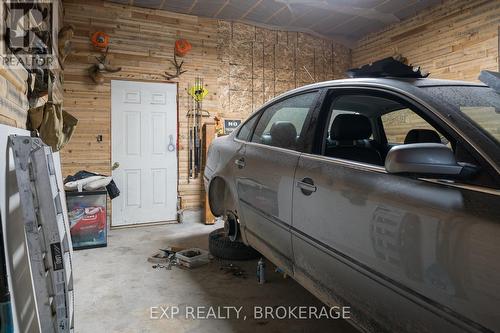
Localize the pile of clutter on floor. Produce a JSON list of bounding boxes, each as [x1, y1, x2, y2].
[[147, 227, 288, 285], [148, 245, 288, 286], [148, 246, 211, 270]]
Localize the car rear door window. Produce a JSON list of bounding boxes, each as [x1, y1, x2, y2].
[[236, 115, 258, 141], [251, 91, 318, 150]]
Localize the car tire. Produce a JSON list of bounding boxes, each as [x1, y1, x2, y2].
[[208, 228, 260, 260]]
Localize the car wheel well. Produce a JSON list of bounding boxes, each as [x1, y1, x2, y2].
[[208, 176, 233, 217]]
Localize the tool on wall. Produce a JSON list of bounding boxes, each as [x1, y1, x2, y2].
[[187, 77, 210, 181], [9, 136, 74, 333]]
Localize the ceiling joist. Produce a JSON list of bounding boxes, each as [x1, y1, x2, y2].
[[240, 0, 263, 20], [213, 0, 230, 18], [264, 4, 288, 24]]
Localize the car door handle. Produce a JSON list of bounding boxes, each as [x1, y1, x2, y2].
[[297, 177, 316, 195], [234, 157, 246, 169]]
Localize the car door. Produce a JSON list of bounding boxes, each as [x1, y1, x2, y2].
[[291, 88, 500, 332], [236, 90, 320, 273]]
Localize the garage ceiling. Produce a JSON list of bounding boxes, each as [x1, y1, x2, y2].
[[109, 0, 441, 45]]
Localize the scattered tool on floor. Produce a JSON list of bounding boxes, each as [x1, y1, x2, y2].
[[152, 258, 177, 270], [275, 267, 288, 279], [151, 253, 177, 270], [147, 246, 184, 264], [219, 262, 247, 279]]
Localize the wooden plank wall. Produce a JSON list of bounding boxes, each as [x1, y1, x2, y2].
[[1, 3, 31, 128], [352, 0, 500, 81], [61, 0, 351, 210], [61, 0, 221, 210], [0, 65, 29, 128]]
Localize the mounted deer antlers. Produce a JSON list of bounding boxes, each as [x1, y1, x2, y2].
[[164, 54, 187, 80], [89, 47, 122, 85]]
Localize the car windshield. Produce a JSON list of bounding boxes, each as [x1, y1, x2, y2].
[[423, 86, 500, 144]]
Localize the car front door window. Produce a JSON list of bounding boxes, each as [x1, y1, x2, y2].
[[320, 93, 454, 166], [319, 90, 496, 189], [381, 108, 450, 146]]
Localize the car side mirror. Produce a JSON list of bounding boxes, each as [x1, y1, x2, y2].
[[385, 143, 477, 179]]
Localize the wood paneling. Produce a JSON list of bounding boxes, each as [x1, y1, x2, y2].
[[0, 66, 29, 128], [1, 2, 30, 128], [61, 0, 351, 209], [353, 0, 500, 81]]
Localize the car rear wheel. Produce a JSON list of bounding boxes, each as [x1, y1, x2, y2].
[[208, 228, 260, 261], [224, 211, 240, 242]]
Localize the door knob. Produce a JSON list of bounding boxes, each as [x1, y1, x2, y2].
[[297, 177, 316, 195], [112, 162, 120, 170], [168, 134, 176, 152], [234, 157, 246, 169]]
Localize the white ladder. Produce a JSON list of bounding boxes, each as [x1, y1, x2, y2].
[[9, 136, 74, 333]]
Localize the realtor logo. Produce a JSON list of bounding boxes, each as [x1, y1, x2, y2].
[[2, 0, 57, 69]]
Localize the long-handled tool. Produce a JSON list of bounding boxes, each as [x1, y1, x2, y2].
[[187, 77, 210, 181]]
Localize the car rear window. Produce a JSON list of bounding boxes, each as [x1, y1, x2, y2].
[[422, 86, 500, 144]]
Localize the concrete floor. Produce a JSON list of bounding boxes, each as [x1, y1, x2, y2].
[[73, 211, 357, 333]]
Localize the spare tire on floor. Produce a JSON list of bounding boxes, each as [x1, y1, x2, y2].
[[209, 228, 260, 260]]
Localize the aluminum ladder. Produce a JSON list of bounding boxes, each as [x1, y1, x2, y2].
[[9, 136, 74, 333]]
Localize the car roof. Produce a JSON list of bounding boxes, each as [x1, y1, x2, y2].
[[301, 77, 487, 89], [258, 77, 487, 110]]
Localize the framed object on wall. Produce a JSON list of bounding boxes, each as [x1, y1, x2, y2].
[[223, 119, 241, 134], [66, 190, 108, 250]]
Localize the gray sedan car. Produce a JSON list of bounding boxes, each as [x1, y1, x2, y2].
[[204, 77, 500, 332]]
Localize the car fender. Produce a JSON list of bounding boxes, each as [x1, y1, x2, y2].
[[205, 135, 250, 244]]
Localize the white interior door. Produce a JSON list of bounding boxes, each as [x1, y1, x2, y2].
[[111, 80, 177, 226]]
